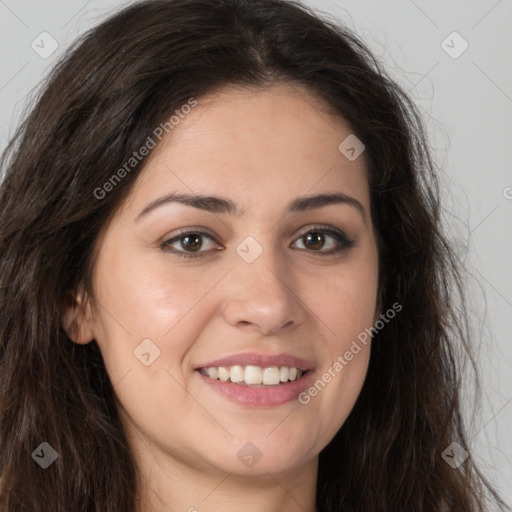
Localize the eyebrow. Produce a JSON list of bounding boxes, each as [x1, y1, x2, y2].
[[134, 192, 366, 222]]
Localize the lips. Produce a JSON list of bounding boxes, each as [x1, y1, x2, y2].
[[196, 353, 314, 371], [195, 353, 315, 407]]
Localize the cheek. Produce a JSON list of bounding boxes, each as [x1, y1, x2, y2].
[[309, 257, 379, 346], [89, 262, 223, 444], [304, 343, 370, 453], [89, 247, 233, 420], [93, 244, 226, 343], [297, 257, 377, 440]]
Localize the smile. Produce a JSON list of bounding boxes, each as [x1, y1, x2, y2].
[[195, 353, 314, 407], [199, 365, 305, 386]]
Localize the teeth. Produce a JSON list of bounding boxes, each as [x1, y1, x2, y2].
[[230, 365, 244, 383], [218, 366, 230, 382], [263, 366, 281, 385], [200, 365, 305, 386], [208, 367, 219, 379], [245, 365, 263, 385]]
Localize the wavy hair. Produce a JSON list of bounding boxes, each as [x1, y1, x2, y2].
[[0, 0, 507, 510]]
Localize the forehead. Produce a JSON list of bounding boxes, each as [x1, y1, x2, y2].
[[123, 83, 370, 218]]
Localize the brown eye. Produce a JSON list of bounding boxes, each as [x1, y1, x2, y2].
[[180, 234, 203, 252], [161, 230, 221, 258], [303, 232, 325, 250], [291, 227, 355, 254]]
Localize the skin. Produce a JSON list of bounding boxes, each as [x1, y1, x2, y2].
[[64, 83, 380, 512]]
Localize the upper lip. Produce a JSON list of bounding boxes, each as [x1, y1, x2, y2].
[[196, 353, 315, 371]]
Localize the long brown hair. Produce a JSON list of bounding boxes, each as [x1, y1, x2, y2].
[[0, 0, 508, 510]]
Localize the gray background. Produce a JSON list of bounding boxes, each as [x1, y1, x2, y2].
[[1, 0, 511, 503]]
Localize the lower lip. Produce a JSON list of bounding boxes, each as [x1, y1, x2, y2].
[[197, 371, 313, 407]]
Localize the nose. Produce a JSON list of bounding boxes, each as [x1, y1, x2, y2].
[[221, 248, 307, 336]]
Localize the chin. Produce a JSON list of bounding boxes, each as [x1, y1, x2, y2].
[[196, 433, 318, 477]]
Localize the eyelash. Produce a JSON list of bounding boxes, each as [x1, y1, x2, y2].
[[159, 226, 355, 259]]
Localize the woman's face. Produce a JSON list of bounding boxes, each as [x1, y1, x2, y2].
[[71, 83, 379, 478]]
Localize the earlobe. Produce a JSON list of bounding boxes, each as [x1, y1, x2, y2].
[[61, 288, 95, 344]]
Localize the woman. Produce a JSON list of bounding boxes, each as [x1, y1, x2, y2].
[[0, 0, 507, 510]]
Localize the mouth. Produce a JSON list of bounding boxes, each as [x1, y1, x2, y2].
[[198, 365, 307, 387], [195, 353, 314, 407]]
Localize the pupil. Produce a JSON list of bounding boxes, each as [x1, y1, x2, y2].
[[183, 234, 202, 251], [305, 232, 324, 250]]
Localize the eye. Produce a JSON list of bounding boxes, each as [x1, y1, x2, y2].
[[291, 227, 355, 254], [160, 226, 355, 259], [160, 230, 222, 258]]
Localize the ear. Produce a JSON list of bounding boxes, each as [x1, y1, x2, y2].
[[62, 286, 95, 344]]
